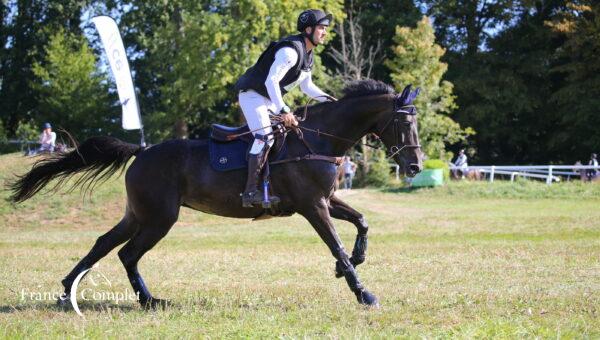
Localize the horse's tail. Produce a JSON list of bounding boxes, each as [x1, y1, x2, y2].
[[9, 136, 145, 203]]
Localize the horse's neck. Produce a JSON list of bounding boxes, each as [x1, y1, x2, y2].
[[300, 95, 392, 156]]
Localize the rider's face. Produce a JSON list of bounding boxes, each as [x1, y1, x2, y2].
[[308, 25, 328, 45], [315, 25, 328, 43]]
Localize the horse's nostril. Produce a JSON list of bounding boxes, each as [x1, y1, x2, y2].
[[409, 164, 421, 174]]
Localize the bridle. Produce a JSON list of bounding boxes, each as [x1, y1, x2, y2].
[[375, 102, 421, 159], [291, 94, 421, 160]]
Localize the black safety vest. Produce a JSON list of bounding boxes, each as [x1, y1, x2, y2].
[[235, 35, 313, 98]]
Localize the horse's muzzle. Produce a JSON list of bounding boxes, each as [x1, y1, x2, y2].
[[406, 163, 422, 177]]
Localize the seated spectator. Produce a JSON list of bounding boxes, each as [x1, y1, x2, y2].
[[453, 149, 468, 179], [586, 153, 598, 181], [38, 122, 56, 153]]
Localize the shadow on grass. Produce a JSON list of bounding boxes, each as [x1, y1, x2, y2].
[[381, 186, 431, 194], [0, 301, 141, 314]]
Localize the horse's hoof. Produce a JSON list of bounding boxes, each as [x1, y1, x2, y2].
[[56, 294, 71, 308], [334, 261, 344, 278], [356, 290, 379, 308], [142, 298, 170, 310]]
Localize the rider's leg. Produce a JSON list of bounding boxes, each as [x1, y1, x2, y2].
[[239, 91, 276, 207]]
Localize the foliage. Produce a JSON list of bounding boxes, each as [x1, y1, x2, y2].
[[130, 0, 344, 140], [547, 1, 600, 160], [15, 121, 39, 142], [386, 16, 474, 159], [364, 148, 392, 187], [31, 29, 122, 142], [0, 0, 92, 136]]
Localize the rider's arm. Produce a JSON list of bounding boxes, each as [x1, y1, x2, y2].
[[265, 47, 298, 113], [299, 72, 330, 102]]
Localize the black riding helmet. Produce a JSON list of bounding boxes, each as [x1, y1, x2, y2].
[[297, 9, 332, 45]]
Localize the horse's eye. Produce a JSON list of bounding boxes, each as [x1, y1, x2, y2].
[[404, 121, 412, 127]]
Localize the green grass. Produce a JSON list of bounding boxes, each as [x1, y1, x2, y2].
[[1, 152, 599, 338]]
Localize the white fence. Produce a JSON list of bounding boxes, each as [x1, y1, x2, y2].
[[449, 165, 600, 184]]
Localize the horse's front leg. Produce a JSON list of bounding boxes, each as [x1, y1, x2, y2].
[[300, 198, 378, 306], [328, 195, 369, 278]]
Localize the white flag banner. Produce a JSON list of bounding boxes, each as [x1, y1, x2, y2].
[[92, 16, 142, 130]]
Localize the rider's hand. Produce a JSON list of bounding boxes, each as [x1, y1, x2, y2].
[[281, 113, 298, 127]]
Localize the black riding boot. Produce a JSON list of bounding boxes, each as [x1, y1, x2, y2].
[[242, 147, 279, 208]]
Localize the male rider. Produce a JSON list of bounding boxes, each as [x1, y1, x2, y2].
[[235, 9, 335, 207]]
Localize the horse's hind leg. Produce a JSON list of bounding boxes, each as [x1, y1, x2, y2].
[[300, 199, 378, 306], [117, 217, 176, 309], [328, 195, 369, 278], [58, 212, 138, 304]]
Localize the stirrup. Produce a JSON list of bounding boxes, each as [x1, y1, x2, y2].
[[242, 190, 262, 208]]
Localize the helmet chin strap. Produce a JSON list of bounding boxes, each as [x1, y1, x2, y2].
[[304, 27, 318, 46]]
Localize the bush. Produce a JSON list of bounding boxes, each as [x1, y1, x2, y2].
[[423, 158, 450, 181], [365, 149, 392, 187]]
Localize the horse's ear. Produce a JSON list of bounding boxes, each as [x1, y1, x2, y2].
[[400, 85, 412, 103], [408, 87, 421, 103]]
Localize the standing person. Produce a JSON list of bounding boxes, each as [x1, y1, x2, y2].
[[235, 9, 336, 207], [342, 156, 357, 190], [453, 149, 468, 179], [38, 122, 56, 154], [586, 153, 598, 181]]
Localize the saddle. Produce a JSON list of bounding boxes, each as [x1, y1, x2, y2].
[[208, 123, 287, 172]]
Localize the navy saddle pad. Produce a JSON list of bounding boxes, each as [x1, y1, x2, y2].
[[209, 139, 251, 171], [208, 139, 289, 172]]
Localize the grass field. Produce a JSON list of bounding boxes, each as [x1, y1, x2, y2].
[[1, 153, 599, 338]]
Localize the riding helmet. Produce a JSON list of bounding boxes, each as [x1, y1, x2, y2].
[[297, 9, 333, 32]]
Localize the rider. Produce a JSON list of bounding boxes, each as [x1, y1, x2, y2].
[[235, 9, 335, 207]]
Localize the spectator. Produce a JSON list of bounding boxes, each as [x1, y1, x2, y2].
[[586, 153, 598, 181], [342, 156, 357, 189], [38, 122, 56, 153], [453, 149, 468, 179]]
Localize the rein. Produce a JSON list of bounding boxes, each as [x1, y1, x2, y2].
[[226, 96, 420, 166]]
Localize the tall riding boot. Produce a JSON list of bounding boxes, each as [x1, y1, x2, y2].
[[242, 152, 263, 208]]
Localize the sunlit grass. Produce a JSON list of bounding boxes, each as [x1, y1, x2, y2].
[[1, 152, 599, 338]]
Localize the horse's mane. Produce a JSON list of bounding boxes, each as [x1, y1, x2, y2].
[[341, 79, 395, 99], [302, 79, 395, 116]]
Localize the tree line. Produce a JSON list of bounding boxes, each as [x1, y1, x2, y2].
[[0, 0, 597, 164]]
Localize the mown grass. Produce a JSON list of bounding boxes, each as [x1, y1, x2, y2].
[[0, 152, 599, 338]]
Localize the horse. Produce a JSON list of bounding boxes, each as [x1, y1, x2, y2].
[[9, 79, 423, 308]]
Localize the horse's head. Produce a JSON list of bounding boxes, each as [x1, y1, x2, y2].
[[374, 85, 423, 177]]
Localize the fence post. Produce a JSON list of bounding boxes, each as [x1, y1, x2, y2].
[[546, 165, 554, 185], [490, 166, 495, 182]]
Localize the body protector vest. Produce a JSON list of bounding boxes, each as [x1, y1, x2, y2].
[[235, 34, 313, 99]]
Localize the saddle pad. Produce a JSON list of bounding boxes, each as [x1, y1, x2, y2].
[[208, 139, 289, 172], [209, 139, 249, 171]]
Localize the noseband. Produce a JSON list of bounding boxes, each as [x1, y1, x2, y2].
[[376, 103, 421, 159]]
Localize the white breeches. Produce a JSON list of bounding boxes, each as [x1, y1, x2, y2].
[[239, 90, 276, 155]]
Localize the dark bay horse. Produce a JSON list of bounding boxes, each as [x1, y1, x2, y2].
[[10, 80, 422, 308]]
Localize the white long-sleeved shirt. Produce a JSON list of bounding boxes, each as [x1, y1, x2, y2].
[[39, 131, 56, 147], [264, 47, 330, 113], [454, 154, 468, 167]]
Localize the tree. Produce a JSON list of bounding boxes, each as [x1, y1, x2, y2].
[[145, 0, 344, 140], [0, 0, 93, 136], [548, 1, 600, 160], [31, 30, 121, 142], [386, 16, 473, 159]]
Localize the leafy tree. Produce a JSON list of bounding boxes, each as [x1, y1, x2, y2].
[[548, 1, 600, 160], [145, 0, 344, 140], [31, 30, 121, 142], [0, 0, 92, 136], [386, 16, 473, 159], [423, 0, 519, 56]]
